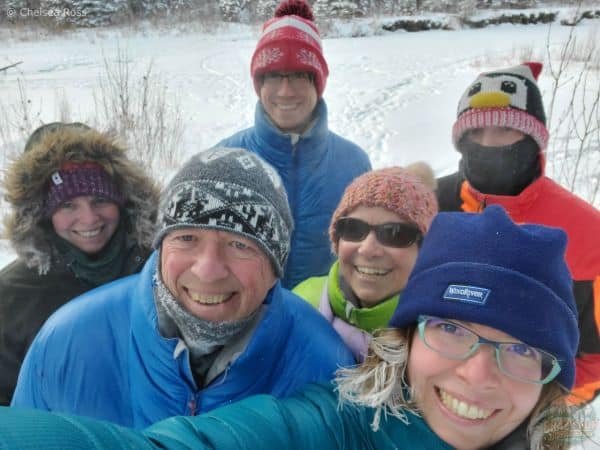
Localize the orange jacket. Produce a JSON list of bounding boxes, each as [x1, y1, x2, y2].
[[437, 172, 600, 403]]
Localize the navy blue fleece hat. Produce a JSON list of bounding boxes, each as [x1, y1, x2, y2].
[[389, 205, 578, 389]]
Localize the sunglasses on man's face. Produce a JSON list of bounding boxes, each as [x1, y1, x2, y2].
[[334, 217, 421, 248]]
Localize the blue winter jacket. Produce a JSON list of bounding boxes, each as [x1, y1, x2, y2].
[[0, 384, 453, 449], [219, 100, 371, 289], [11, 253, 355, 428]]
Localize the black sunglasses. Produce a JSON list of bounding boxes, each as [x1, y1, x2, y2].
[[334, 217, 421, 248]]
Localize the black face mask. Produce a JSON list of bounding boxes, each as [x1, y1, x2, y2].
[[459, 135, 541, 196]]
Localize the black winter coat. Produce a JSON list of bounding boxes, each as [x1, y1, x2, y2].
[[0, 247, 148, 405], [0, 125, 159, 405]]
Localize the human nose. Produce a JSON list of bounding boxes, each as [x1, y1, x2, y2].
[[189, 241, 229, 282], [454, 344, 502, 387], [78, 203, 101, 224], [276, 76, 295, 95], [476, 130, 498, 147], [357, 231, 384, 257]]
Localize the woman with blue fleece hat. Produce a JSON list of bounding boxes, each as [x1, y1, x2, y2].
[[0, 206, 587, 449]]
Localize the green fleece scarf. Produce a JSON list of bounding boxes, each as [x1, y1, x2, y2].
[[51, 217, 129, 286], [328, 261, 399, 333]]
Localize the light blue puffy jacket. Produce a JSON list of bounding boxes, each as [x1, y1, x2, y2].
[[219, 99, 371, 289], [12, 252, 355, 428]]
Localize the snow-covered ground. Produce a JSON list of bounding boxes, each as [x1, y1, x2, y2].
[[1, 15, 600, 446], [1, 19, 598, 256]]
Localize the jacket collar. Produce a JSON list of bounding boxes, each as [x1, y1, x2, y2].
[[128, 252, 290, 422], [458, 150, 546, 216], [465, 175, 546, 216], [327, 261, 399, 333], [131, 252, 283, 371], [253, 99, 330, 166]]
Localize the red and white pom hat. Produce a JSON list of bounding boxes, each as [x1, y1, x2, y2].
[[452, 62, 549, 151], [251, 0, 329, 97]]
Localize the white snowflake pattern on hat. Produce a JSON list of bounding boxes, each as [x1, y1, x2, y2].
[[262, 28, 285, 42], [254, 47, 284, 69], [296, 49, 322, 72]]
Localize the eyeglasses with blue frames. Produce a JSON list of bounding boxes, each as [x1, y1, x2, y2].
[[334, 217, 422, 248], [417, 315, 561, 385], [262, 72, 313, 88]]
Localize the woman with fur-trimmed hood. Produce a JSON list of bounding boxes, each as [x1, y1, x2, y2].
[[0, 122, 159, 406]]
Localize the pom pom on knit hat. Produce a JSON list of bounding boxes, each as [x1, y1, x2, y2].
[[274, 0, 314, 20], [389, 205, 579, 389], [452, 62, 549, 151], [251, 0, 328, 97], [329, 163, 439, 253], [153, 147, 293, 278]]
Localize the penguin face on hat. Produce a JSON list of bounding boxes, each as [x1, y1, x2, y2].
[[452, 63, 549, 150], [458, 73, 529, 114]]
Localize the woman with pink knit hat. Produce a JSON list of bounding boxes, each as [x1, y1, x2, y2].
[[218, 0, 371, 290], [294, 163, 438, 361]]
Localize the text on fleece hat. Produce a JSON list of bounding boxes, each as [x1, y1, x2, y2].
[[389, 205, 579, 389]]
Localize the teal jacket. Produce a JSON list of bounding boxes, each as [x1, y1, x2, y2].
[[0, 384, 453, 450]]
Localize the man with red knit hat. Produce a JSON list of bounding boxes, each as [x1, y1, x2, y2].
[[219, 0, 371, 290], [437, 62, 600, 404]]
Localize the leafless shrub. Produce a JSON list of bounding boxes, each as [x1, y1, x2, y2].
[[545, 24, 600, 206], [55, 89, 71, 123], [93, 46, 185, 176], [0, 45, 184, 190], [0, 77, 42, 233], [470, 44, 541, 70], [0, 78, 41, 164]]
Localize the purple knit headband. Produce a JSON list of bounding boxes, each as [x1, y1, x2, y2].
[[45, 162, 125, 216]]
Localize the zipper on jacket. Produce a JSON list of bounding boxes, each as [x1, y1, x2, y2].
[[289, 136, 300, 285], [290, 134, 300, 211], [188, 397, 197, 416], [480, 197, 487, 212], [189, 361, 235, 417]]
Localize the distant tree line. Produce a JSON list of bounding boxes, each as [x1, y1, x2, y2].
[[0, 0, 585, 27]]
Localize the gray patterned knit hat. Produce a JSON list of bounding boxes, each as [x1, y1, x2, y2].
[[153, 147, 293, 277]]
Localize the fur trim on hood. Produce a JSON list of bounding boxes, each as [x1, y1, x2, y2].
[[3, 126, 160, 274]]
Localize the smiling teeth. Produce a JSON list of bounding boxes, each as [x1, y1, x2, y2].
[[77, 229, 101, 238], [189, 293, 229, 304], [356, 266, 390, 276], [439, 389, 493, 420]]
